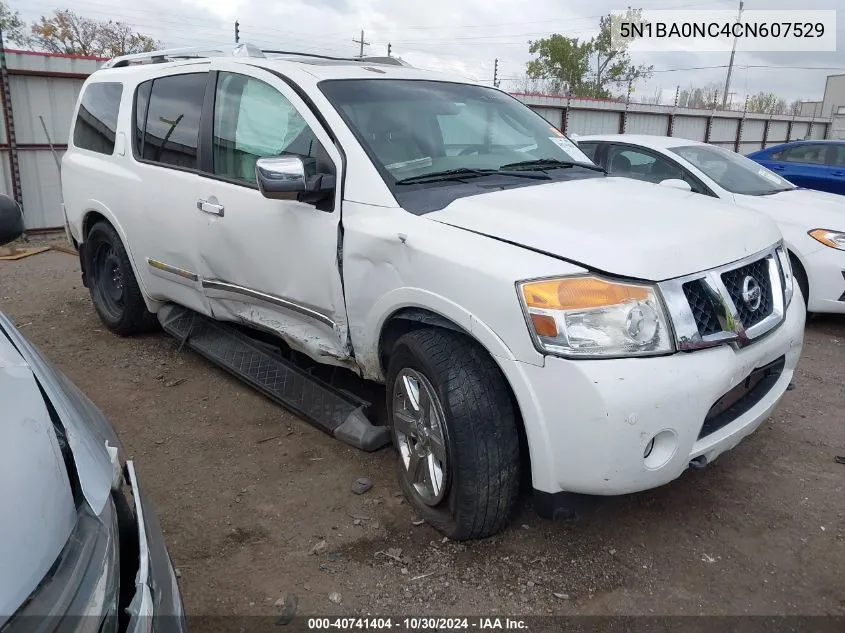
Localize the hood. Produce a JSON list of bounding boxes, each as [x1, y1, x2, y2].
[[426, 177, 782, 281], [0, 329, 77, 619], [735, 188, 845, 232], [0, 314, 116, 620]]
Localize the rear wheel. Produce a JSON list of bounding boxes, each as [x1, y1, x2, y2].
[[85, 221, 157, 335], [386, 328, 521, 540]]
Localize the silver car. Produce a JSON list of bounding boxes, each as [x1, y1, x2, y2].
[[0, 196, 185, 632]]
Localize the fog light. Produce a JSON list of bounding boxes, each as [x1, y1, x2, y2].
[[643, 429, 679, 470]]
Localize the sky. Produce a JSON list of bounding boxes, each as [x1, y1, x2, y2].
[[12, 0, 845, 107]]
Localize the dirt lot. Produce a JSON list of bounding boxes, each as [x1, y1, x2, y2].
[[2, 242, 844, 621]]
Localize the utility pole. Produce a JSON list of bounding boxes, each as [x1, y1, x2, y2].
[[234, 20, 240, 43], [721, 0, 744, 110], [353, 29, 370, 59], [493, 58, 499, 88], [387, 42, 392, 57]]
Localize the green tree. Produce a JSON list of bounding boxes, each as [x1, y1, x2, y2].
[[29, 9, 160, 56], [526, 34, 592, 96], [0, 0, 29, 47], [527, 8, 653, 98]]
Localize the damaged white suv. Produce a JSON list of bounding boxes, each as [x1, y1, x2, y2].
[[62, 45, 804, 540]]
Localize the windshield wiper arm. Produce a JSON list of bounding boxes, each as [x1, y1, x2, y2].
[[395, 167, 549, 185], [499, 158, 606, 173]]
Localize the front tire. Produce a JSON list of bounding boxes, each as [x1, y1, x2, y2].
[[386, 328, 521, 540], [790, 254, 809, 311], [84, 221, 157, 335]]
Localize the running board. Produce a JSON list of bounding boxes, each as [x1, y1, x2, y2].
[[157, 304, 391, 452]]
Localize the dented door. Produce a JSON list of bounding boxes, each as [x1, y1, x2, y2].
[[193, 62, 350, 366]]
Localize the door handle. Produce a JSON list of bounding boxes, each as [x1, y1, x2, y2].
[[832, 171, 845, 177], [770, 165, 785, 171], [197, 199, 225, 216]]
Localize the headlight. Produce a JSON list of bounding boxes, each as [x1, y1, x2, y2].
[[775, 246, 794, 307], [518, 275, 674, 358], [808, 228, 845, 250]]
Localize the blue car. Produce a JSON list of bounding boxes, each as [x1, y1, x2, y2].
[[746, 140, 845, 196]]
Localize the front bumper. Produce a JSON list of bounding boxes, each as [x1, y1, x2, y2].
[[124, 462, 186, 633], [803, 245, 845, 313], [503, 292, 805, 500]]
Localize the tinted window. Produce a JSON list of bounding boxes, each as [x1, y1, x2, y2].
[[672, 144, 794, 196], [775, 144, 828, 164], [73, 82, 123, 154], [576, 142, 598, 161], [141, 73, 206, 169], [134, 80, 152, 158], [828, 144, 845, 166], [607, 146, 685, 182], [212, 72, 326, 184]]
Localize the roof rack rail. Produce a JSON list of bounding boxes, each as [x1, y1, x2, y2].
[[261, 49, 356, 61], [261, 49, 413, 67], [102, 42, 265, 69], [359, 56, 411, 67]]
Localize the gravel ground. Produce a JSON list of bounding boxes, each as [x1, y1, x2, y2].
[[1, 241, 844, 622]]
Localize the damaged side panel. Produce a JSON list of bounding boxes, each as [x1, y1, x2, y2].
[[339, 201, 586, 382], [192, 181, 351, 366], [211, 299, 357, 370]]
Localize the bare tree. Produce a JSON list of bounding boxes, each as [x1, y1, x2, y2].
[[29, 9, 160, 56]]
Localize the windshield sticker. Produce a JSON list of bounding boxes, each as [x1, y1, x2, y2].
[[758, 168, 784, 185], [549, 136, 592, 163], [386, 157, 433, 171], [515, 143, 539, 153]]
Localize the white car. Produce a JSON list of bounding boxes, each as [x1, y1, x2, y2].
[[61, 44, 804, 540], [577, 134, 845, 314]]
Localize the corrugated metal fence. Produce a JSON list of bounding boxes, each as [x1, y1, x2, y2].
[[0, 49, 837, 230], [518, 93, 833, 155], [0, 49, 103, 230]]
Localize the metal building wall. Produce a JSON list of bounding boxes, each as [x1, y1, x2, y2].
[[517, 93, 831, 156], [1, 50, 102, 230]]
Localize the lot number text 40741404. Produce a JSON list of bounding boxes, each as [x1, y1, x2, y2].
[[307, 617, 528, 630]]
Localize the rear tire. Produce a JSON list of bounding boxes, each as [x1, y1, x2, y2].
[[84, 221, 157, 335], [386, 328, 521, 540]]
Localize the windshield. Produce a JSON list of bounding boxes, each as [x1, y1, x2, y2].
[[670, 144, 796, 196], [319, 79, 597, 183]]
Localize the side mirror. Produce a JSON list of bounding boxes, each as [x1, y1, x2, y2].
[[255, 156, 335, 201], [659, 178, 692, 192], [0, 194, 24, 246]]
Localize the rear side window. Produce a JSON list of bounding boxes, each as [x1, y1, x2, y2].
[[73, 82, 123, 155], [773, 144, 828, 164], [135, 73, 206, 169]]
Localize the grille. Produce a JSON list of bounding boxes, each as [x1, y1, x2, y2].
[[721, 259, 773, 328], [683, 280, 721, 337]]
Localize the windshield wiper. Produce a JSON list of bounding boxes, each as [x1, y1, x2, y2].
[[499, 158, 606, 173], [395, 167, 549, 185]]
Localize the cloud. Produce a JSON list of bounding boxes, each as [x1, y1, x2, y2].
[[14, 0, 845, 103]]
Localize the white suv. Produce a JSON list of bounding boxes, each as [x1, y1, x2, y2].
[[62, 45, 805, 540]]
